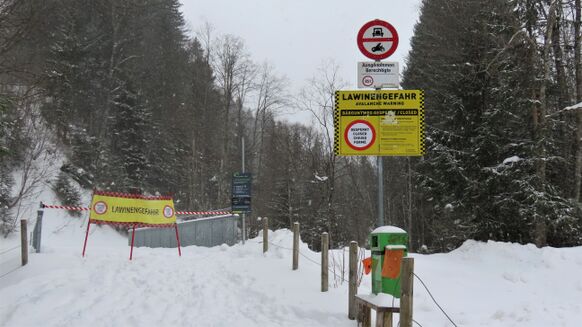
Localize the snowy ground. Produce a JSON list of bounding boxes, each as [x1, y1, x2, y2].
[[1, 206, 582, 327]]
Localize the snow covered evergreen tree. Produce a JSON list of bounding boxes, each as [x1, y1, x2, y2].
[[403, 0, 582, 248]]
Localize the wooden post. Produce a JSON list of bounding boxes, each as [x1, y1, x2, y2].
[[263, 217, 268, 253], [348, 241, 358, 320], [321, 232, 329, 292], [20, 219, 28, 266], [292, 222, 299, 270], [377, 312, 393, 327], [359, 302, 371, 327], [400, 257, 414, 327]]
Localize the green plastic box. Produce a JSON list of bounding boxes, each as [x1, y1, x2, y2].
[[369, 226, 408, 297]]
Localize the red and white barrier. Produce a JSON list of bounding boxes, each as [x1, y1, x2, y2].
[[41, 202, 231, 215], [175, 211, 232, 215], [41, 203, 90, 211]]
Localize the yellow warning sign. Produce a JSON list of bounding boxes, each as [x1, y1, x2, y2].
[[89, 191, 176, 225], [334, 90, 425, 156]]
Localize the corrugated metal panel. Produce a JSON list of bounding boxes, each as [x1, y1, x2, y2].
[[130, 215, 238, 248]]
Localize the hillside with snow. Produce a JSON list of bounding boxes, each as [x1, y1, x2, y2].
[[1, 205, 581, 327]]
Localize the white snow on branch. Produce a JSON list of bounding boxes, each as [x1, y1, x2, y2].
[[564, 102, 582, 111], [314, 174, 328, 182], [503, 156, 521, 164]]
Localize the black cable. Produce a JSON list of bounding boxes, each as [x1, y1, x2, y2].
[[0, 245, 20, 255], [414, 272, 458, 327], [398, 319, 423, 327], [266, 242, 450, 327], [0, 266, 21, 279], [267, 241, 435, 327], [267, 241, 351, 283]]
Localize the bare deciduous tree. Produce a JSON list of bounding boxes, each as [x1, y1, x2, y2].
[[212, 34, 253, 202], [297, 60, 348, 235]]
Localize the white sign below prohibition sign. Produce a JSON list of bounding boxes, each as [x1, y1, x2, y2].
[[345, 120, 376, 151], [357, 19, 399, 61]]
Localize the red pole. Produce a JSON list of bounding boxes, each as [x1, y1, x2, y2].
[[82, 220, 91, 257], [174, 223, 182, 257], [129, 224, 136, 260]]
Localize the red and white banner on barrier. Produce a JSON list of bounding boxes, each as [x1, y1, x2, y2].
[[41, 202, 232, 215]]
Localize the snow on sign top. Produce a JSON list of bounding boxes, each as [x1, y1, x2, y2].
[[372, 226, 406, 234], [357, 19, 399, 60]]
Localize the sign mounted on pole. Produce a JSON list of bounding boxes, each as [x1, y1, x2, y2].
[[357, 19, 399, 60], [358, 61, 399, 89], [84, 191, 181, 260], [231, 172, 252, 213], [334, 90, 425, 156], [89, 191, 176, 225]]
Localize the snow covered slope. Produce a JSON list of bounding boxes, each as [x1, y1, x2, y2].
[[1, 206, 581, 326]]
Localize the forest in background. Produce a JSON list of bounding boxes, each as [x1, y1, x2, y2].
[[1, 0, 581, 251]]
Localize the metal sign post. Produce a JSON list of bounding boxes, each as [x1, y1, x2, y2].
[[242, 137, 245, 244], [233, 138, 251, 244], [335, 19, 425, 228]]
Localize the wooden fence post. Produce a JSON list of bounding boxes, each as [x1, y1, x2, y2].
[[321, 232, 329, 292], [21, 219, 28, 266], [348, 241, 358, 320], [400, 257, 415, 327], [263, 217, 268, 253], [292, 222, 299, 270]]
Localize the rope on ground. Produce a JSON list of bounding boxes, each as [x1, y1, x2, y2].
[[266, 241, 350, 283], [265, 240, 457, 327], [0, 245, 20, 255], [0, 266, 22, 279], [397, 320, 425, 327], [413, 272, 458, 327], [413, 319, 424, 327]]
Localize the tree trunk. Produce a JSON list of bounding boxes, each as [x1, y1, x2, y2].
[[575, 0, 582, 203], [533, 0, 559, 248], [551, 12, 569, 110]]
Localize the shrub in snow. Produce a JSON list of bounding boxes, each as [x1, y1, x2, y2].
[[54, 172, 82, 217]]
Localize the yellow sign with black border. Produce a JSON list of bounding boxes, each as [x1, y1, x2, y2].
[[89, 192, 176, 225], [334, 90, 425, 156]]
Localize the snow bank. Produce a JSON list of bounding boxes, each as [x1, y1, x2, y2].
[[1, 209, 582, 326]]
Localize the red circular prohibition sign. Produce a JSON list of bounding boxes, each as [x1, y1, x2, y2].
[[357, 19, 399, 60], [344, 120, 376, 151]]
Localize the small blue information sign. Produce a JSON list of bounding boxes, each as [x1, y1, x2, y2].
[[231, 172, 252, 213]]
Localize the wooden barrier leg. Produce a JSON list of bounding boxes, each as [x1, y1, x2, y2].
[[376, 312, 393, 327], [174, 223, 182, 257], [82, 220, 91, 257], [359, 302, 371, 327], [129, 224, 136, 260]]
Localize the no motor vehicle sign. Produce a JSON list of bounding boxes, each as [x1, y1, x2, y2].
[[357, 20, 399, 60]]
